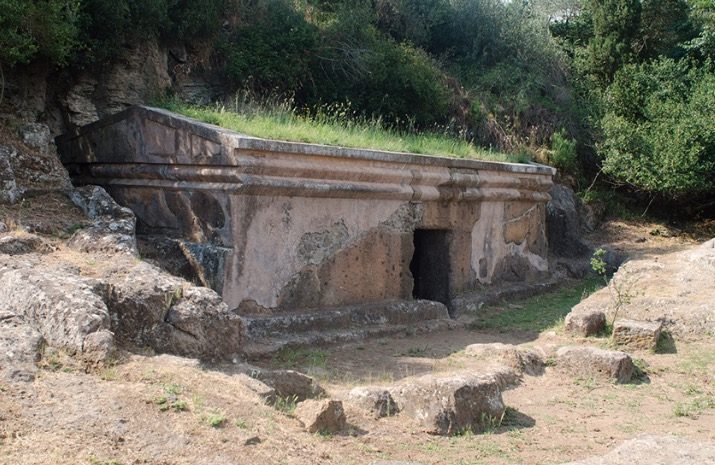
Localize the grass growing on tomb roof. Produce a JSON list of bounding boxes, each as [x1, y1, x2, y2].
[[160, 98, 523, 163]]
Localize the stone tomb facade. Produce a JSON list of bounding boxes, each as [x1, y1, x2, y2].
[[58, 106, 554, 331]]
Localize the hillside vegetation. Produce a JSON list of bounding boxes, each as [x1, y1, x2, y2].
[[1, 0, 714, 212]]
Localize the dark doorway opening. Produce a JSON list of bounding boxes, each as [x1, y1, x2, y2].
[[410, 229, 452, 315]]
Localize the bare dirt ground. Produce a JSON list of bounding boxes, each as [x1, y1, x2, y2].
[[1, 219, 714, 465]]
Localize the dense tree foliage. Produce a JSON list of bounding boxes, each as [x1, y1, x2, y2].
[[1, 0, 714, 207]]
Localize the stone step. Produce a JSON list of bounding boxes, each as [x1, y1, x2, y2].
[[240, 299, 449, 339], [240, 301, 454, 358]]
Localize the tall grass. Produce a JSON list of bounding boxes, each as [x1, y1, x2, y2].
[[160, 96, 525, 163]]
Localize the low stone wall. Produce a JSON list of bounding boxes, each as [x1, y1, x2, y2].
[[58, 106, 554, 316]]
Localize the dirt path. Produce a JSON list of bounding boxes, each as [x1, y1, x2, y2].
[[1, 219, 714, 465]]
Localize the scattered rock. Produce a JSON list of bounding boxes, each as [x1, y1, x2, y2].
[[0, 233, 51, 255], [234, 374, 276, 403], [348, 386, 399, 418], [392, 372, 506, 435], [558, 435, 715, 465], [294, 399, 346, 434], [239, 365, 325, 401], [243, 436, 262, 446], [556, 346, 634, 383], [564, 309, 607, 337], [612, 319, 662, 351], [69, 186, 138, 255], [463, 343, 544, 376]]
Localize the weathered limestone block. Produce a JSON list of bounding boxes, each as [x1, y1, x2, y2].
[[392, 372, 506, 435], [463, 343, 545, 376], [294, 399, 346, 434], [237, 364, 325, 401], [556, 346, 634, 383], [612, 319, 662, 351], [234, 373, 276, 404], [558, 435, 715, 465], [565, 309, 607, 337], [348, 386, 399, 418]]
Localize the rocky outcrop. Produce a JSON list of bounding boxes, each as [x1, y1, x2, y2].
[[59, 40, 171, 129], [68, 186, 138, 255], [556, 346, 634, 383], [568, 239, 715, 339], [547, 184, 591, 258], [236, 365, 326, 402], [558, 435, 715, 465], [0, 257, 115, 364]]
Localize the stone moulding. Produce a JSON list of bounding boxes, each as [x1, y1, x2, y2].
[[58, 106, 554, 203], [57, 105, 556, 327]]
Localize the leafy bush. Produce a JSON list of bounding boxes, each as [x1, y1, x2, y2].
[[220, 0, 319, 93], [550, 130, 579, 175], [0, 0, 80, 66], [600, 58, 715, 199]]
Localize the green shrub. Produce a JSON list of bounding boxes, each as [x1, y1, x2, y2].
[[0, 0, 80, 66], [600, 58, 715, 199], [550, 129, 579, 175], [220, 0, 319, 93]]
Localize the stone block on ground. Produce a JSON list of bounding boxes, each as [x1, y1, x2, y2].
[[294, 399, 346, 434], [238, 365, 326, 401], [556, 346, 634, 383], [234, 373, 276, 403], [558, 435, 715, 465], [565, 309, 606, 337], [463, 343, 545, 376], [612, 319, 662, 351], [392, 372, 506, 435], [348, 386, 399, 418]]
